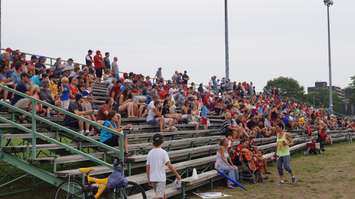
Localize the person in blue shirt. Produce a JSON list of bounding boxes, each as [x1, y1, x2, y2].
[[60, 77, 70, 110], [10, 62, 23, 84], [11, 73, 31, 105], [30, 71, 41, 86], [200, 103, 209, 129], [100, 111, 131, 155]]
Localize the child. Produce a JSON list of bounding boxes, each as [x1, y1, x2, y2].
[[200, 103, 209, 129], [60, 77, 70, 110], [146, 134, 181, 199]]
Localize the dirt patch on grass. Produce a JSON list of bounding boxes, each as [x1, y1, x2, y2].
[[191, 143, 355, 199]]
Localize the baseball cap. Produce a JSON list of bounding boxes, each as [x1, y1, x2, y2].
[[152, 133, 164, 146], [81, 90, 90, 98]]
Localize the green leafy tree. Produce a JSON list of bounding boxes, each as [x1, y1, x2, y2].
[[348, 76, 355, 104], [264, 77, 305, 101], [305, 88, 344, 113]]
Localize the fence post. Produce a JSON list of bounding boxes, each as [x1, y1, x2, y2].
[[31, 99, 37, 160], [118, 132, 125, 161]]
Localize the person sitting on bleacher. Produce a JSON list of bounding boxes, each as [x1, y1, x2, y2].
[[119, 92, 138, 118], [0, 65, 15, 102], [215, 138, 239, 189], [146, 96, 176, 132], [81, 90, 97, 135], [11, 72, 31, 105], [99, 111, 130, 155], [64, 94, 94, 134], [96, 97, 115, 121]]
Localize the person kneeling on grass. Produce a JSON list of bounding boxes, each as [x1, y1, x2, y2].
[[275, 123, 296, 184], [100, 111, 131, 156], [215, 138, 239, 189], [146, 134, 181, 199]]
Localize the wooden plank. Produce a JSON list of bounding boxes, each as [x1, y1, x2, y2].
[[2, 143, 95, 152], [129, 170, 218, 199], [127, 144, 219, 163], [55, 152, 105, 164], [56, 155, 216, 178], [1, 133, 55, 139], [0, 123, 32, 128], [128, 136, 222, 152]]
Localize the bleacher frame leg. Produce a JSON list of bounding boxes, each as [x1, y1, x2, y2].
[[128, 163, 132, 176], [181, 182, 187, 199], [210, 178, 214, 190]]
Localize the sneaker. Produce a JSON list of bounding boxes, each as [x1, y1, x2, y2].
[[227, 184, 236, 189], [291, 176, 297, 184], [279, 180, 285, 184]]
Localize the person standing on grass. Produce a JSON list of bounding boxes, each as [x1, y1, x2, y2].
[[275, 123, 296, 184], [146, 133, 181, 199]]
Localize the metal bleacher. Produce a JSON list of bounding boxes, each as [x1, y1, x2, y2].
[[1, 49, 355, 198]]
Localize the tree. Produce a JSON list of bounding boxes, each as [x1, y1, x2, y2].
[[345, 75, 355, 115], [350, 75, 355, 88], [264, 77, 305, 100], [305, 88, 344, 114]]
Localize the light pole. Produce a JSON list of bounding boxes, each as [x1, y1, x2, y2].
[[0, 0, 2, 50], [224, 0, 230, 80], [324, 0, 334, 114]]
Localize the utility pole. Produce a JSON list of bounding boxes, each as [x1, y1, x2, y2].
[[224, 0, 230, 80], [0, 0, 2, 50], [324, 0, 334, 114]]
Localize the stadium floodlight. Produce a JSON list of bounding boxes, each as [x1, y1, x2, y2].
[[324, 0, 334, 6], [323, 0, 334, 114]]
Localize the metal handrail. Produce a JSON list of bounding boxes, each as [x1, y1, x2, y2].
[[0, 83, 125, 160], [0, 116, 113, 169]]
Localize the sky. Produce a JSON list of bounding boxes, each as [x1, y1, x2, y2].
[[2, 0, 355, 91]]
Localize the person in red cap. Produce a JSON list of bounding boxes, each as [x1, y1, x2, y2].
[[94, 50, 104, 82]]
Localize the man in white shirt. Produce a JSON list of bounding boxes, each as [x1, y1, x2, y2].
[[146, 134, 181, 199]]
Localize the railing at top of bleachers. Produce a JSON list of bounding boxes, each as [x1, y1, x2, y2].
[[1, 48, 86, 69]]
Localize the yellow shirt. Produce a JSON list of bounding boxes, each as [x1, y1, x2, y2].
[[49, 81, 58, 98]]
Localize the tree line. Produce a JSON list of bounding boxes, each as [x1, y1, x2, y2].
[[263, 76, 355, 115]]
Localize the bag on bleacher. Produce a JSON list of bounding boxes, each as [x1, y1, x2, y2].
[[107, 169, 128, 189]]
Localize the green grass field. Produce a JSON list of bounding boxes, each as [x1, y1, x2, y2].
[[192, 142, 355, 199]]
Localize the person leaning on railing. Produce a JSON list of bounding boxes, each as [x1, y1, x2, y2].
[[99, 111, 131, 156]]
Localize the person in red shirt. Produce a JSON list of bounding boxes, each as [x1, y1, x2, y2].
[[96, 98, 115, 121], [318, 120, 328, 151], [69, 77, 79, 100], [94, 50, 104, 81]]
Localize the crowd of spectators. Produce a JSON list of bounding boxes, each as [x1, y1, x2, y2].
[[0, 48, 354, 154]]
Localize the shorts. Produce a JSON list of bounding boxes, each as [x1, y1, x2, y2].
[[147, 119, 158, 126], [96, 68, 103, 78], [14, 98, 31, 110], [200, 117, 208, 125], [61, 100, 70, 110], [151, 182, 166, 198], [65, 119, 79, 128]]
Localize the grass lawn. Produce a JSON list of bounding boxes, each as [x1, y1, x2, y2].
[[192, 142, 355, 199]]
